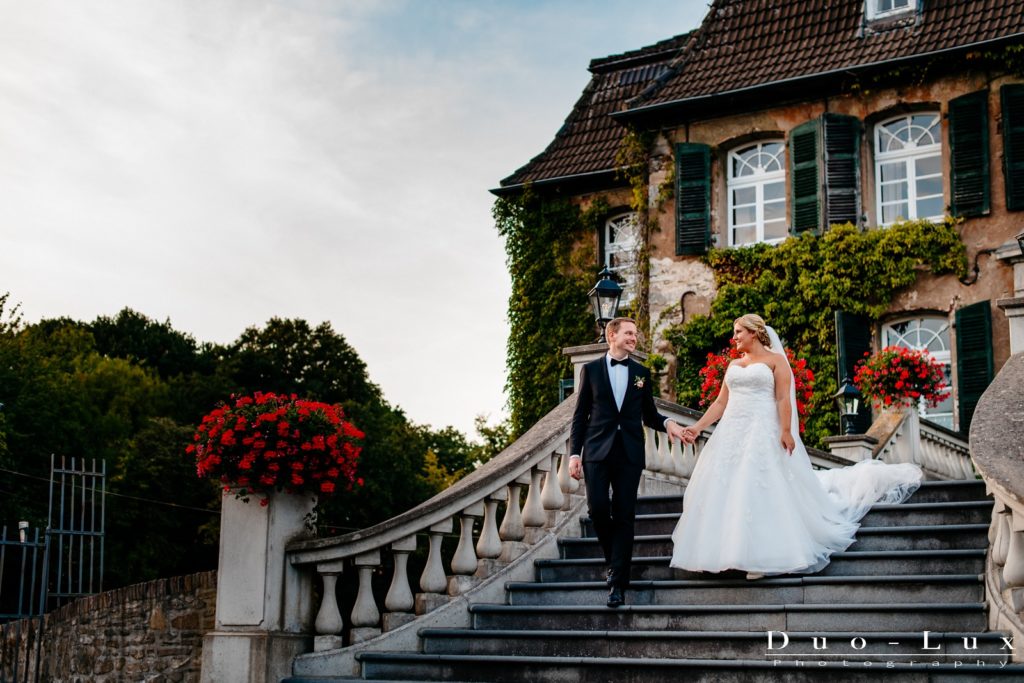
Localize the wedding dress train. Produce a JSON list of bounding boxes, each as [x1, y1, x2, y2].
[[669, 337, 922, 575]]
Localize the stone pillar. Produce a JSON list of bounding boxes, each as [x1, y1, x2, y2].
[[201, 490, 316, 683], [823, 434, 879, 462]]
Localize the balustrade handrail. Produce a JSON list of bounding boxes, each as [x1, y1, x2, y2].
[[970, 352, 1024, 512], [969, 352, 1024, 664], [287, 395, 702, 566]]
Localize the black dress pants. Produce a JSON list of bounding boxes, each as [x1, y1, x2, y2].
[[582, 433, 643, 588]]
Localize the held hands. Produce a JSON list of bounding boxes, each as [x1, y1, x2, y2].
[[666, 420, 691, 445], [569, 456, 583, 480], [781, 429, 796, 455], [676, 424, 699, 445]]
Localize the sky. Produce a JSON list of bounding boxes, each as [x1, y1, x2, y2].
[[0, 0, 710, 435]]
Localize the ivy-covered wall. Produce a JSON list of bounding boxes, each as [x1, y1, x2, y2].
[[493, 190, 606, 437], [662, 219, 967, 447]]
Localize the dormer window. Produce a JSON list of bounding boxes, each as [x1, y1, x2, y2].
[[867, 0, 914, 21]]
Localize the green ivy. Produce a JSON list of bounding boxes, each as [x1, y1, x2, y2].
[[494, 189, 606, 437], [663, 218, 967, 447]]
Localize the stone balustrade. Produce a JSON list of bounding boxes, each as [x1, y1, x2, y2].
[[285, 394, 704, 651], [969, 352, 1024, 662]]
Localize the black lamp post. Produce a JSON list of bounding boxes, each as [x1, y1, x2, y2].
[[588, 266, 623, 343], [832, 376, 863, 436]]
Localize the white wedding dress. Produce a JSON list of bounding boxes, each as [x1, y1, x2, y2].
[[670, 331, 922, 576]]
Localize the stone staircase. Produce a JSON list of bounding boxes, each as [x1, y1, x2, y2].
[[286, 479, 1024, 682]]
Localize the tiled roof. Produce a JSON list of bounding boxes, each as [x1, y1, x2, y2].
[[496, 33, 692, 192], [629, 0, 1024, 112]]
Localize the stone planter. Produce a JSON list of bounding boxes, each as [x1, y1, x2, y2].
[[201, 489, 317, 683]]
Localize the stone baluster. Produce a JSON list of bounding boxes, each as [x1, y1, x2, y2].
[[499, 481, 526, 542], [994, 507, 1011, 567], [349, 550, 382, 643], [656, 431, 673, 476], [522, 467, 546, 528], [557, 437, 579, 498], [416, 519, 451, 615], [644, 427, 658, 472], [541, 452, 565, 512], [451, 504, 484, 575], [383, 536, 417, 632], [1003, 509, 1024, 588], [671, 438, 690, 478], [313, 562, 345, 651], [477, 493, 503, 559]]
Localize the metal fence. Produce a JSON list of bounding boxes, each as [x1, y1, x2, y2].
[[0, 456, 106, 683]]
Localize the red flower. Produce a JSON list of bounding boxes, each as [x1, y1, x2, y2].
[[189, 392, 364, 502]]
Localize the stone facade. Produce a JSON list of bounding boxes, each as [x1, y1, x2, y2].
[[1, 571, 216, 682]]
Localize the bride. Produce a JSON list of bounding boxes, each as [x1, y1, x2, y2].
[[670, 314, 922, 579]]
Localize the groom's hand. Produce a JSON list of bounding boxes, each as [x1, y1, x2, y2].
[[665, 420, 687, 444], [569, 455, 583, 480]]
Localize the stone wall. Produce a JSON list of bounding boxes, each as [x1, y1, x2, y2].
[[1, 571, 216, 682]]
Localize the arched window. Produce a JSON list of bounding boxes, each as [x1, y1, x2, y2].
[[727, 141, 787, 246], [604, 212, 639, 304], [874, 113, 943, 225], [881, 316, 953, 428]]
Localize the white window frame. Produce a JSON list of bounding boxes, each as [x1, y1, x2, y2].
[[874, 112, 943, 226], [603, 212, 639, 305], [726, 141, 787, 247], [866, 0, 914, 21], [881, 316, 953, 428]]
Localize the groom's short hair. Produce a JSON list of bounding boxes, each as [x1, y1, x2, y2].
[[606, 317, 636, 335]]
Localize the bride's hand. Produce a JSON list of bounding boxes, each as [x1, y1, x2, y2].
[[780, 430, 795, 455]]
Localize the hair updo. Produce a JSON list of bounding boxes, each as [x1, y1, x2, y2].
[[735, 314, 772, 348]]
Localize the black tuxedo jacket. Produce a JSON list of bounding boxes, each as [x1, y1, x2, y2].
[[570, 356, 669, 467]]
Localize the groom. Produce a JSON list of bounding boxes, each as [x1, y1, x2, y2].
[[569, 317, 686, 607]]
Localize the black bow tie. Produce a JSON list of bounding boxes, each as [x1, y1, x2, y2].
[[610, 357, 628, 366]]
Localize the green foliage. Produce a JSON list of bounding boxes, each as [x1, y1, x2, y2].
[[663, 219, 967, 447], [615, 129, 655, 341], [494, 189, 604, 436], [0, 299, 499, 588]]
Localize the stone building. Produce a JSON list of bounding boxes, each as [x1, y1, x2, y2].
[[494, 0, 1024, 435]]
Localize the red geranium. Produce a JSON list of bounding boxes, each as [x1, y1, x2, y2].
[[854, 346, 947, 409], [698, 342, 815, 434], [188, 392, 364, 504]]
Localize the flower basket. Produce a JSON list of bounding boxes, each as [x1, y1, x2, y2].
[[698, 343, 815, 434], [189, 392, 364, 503], [853, 346, 948, 409]]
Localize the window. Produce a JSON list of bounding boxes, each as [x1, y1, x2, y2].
[[881, 317, 953, 428], [867, 0, 913, 20], [874, 113, 943, 225], [604, 212, 639, 304], [727, 141, 787, 246]]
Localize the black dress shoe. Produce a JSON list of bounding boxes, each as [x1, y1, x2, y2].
[[605, 568, 616, 587], [606, 585, 624, 608]]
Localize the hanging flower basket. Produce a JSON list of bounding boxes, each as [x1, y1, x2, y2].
[[853, 346, 948, 409], [698, 343, 815, 434], [189, 392, 364, 504]]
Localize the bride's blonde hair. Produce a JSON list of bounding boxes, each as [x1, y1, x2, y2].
[[735, 314, 772, 348]]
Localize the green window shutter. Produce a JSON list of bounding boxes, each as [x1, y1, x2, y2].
[[790, 119, 821, 233], [822, 114, 862, 228], [675, 142, 711, 255], [954, 300, 994, 434], [1001, 84, 1024, 211], [948, 90, 991, 217], [835, 310, 873, 433]]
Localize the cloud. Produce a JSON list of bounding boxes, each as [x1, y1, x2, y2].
[[0, 0, 706, 433]]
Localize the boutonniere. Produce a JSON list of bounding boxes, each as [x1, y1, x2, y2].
[[633, 376, 645, 390]]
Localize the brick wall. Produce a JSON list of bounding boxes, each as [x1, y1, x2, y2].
[[1, 571, 216, 682]]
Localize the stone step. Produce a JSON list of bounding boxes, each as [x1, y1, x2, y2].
[[418, 628, 1013, 663], [631, 480, 987, 516], [580, 501, 994, 537], [468, 602, 988, 632], [504, 574, 983, 606], [354, 652, 1024, 682], [558, 525, 989, 559], [535, 550, 987, 583]]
